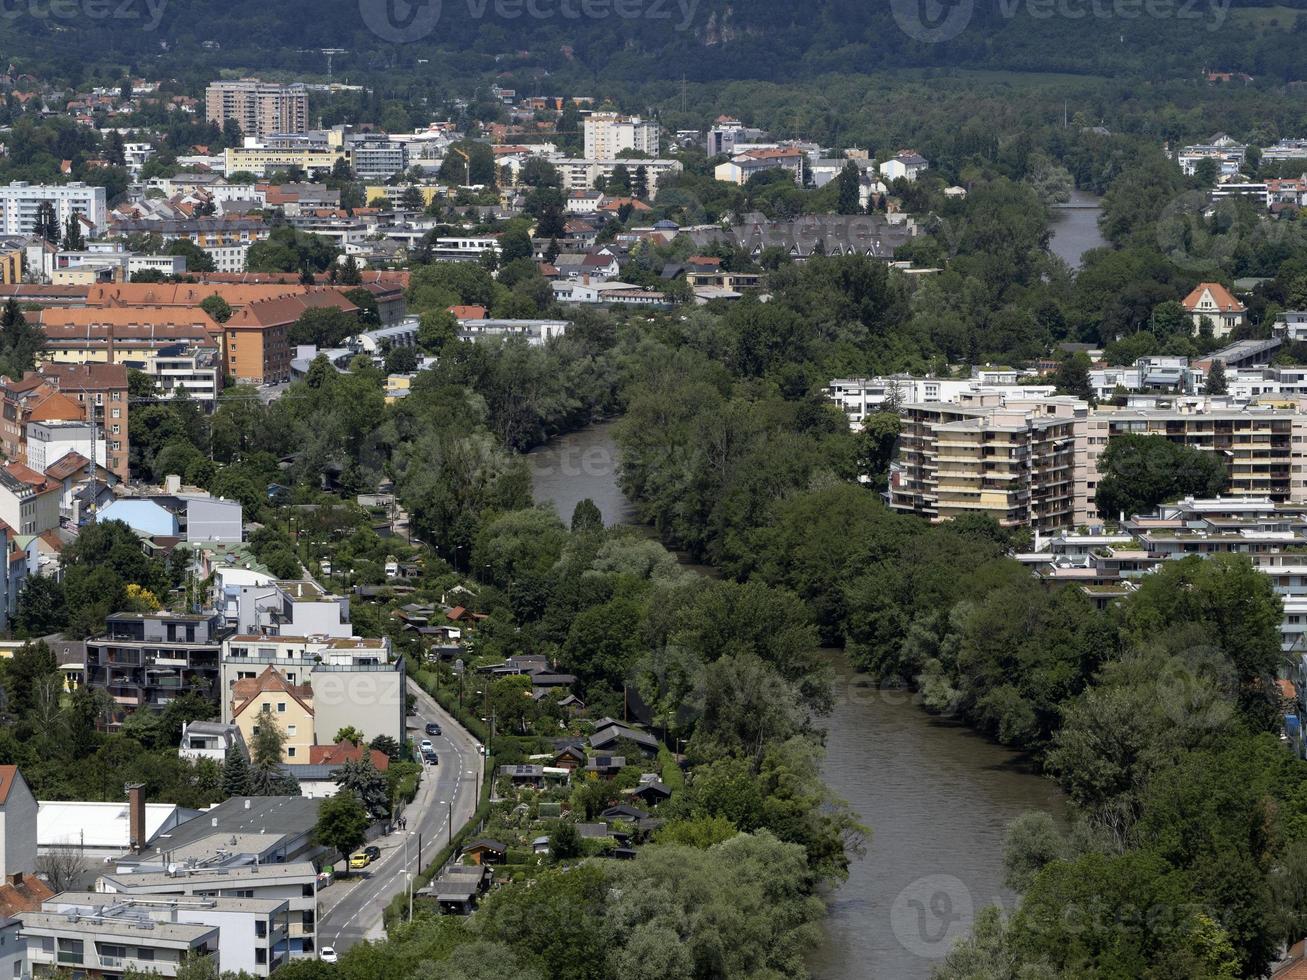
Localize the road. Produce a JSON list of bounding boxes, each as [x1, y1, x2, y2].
[[318, 676, 483, 953]]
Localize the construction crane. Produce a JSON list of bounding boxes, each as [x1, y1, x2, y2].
[[451, 146, 471, 186]]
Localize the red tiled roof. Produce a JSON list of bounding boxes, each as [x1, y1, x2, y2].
[[44, 452, 91, 482], [232, 666, 313, 718], [0, 766, 18, 805], [0, 874, 53, 917], [308, 742, 390, 771], [449, 306, 486, 320], [1181, 282, 1246, 314]]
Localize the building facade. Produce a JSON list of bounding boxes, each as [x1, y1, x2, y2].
[[206, 80, 309, 137]]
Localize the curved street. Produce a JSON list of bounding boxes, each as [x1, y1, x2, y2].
[[318, 675, 482, 952]]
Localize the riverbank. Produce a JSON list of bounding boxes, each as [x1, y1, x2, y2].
[[528, 422, 1067, 980]]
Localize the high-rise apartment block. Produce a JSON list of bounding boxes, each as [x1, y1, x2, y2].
[[206, 79, 309, 137], [583, 112, 659, 161]]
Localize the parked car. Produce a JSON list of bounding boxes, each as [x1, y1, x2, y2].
[[348, 851, 372, 871], [423, 749, 438, 765], [420, 738, 434, 752], [363, 844, 381, 862], [320, 947, 337, 964], [424, 722, 442, 736]]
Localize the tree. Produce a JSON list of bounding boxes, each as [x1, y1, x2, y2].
[[549, 821, 582, 860], [384, 345, 419, 374], [1094, 434, 1230, 521], [338, 255, 363, 285], [571, 498, 603, 533], [1207, 358, 1228, 395], [369, 734, 401, 760], [35, 201, 58, 242], [36, 841, 88, 892], [200, 294, 233, 324], [222, 739, 252, 797], [632, 165, 649, 201], [60, 214, 84, 251], [14, 575, 66, 637], [104, 130, 127, 167], [1052, 351, 1093, 401], [314, 789, 369, 865], [334, 726, 364, 746], [165, 239, 216, 273], [856, 412, 901, 492], [836, 160, 861, 214], [333, 755, 389, 818], [499, 228, 532, 264], [248, 714, 298, 795]]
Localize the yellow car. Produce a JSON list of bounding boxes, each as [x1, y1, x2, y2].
[[348, 851, 372, 871]]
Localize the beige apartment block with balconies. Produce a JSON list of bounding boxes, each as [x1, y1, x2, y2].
[[891, 392, 1089, 531], [1081, 406, 1307, 523]]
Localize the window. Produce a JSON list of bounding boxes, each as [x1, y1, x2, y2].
[[287, 724, 296, 736], [262, 703, 271, 713], [255, 921, 267, 939], [135, 948, 154, 961], [287, 747, 296, 758], [256, 949, 267, 965], [57, 938, 83, 965], [98, 943, 127, 960], [301, 884, 315, 898], [111, 425, 120, 435]]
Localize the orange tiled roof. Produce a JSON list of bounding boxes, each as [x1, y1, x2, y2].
[[308, 741, 391, 771], [1181, 282, 1246, 314]]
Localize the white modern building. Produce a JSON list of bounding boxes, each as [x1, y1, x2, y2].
[[97, 861, 319, 961], [0, 182, 108, 237]]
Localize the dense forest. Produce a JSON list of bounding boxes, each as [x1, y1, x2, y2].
[[7, 0, 1307, 100]]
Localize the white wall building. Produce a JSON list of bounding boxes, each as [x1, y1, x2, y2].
[[0, 182, 107, 236], [583, 112, 659, 161]]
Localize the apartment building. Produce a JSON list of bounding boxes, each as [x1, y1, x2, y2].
[[583, 112, 659, 160], [206, 80, 308, 137], [85, 611, 233, 724], [0, 461, 61, 534], [220, 634, 404, 748], [224, 290, 359, 385], [0, 181, 107, 236], [827, 375, 1057, 428], [223, 136, 348, 179], [1085, 407, 1307, 520], [891, 393, 1088, 531], [21, 905, 219, 978], [41, 892, 289, 977], [34, 306, 223, 371], [145, 344, 223, 407], [97, 862, 319, 960], [31, 362, 130, 481], [551, 158, 682, 195]]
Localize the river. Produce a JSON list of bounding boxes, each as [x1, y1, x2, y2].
[[529, 422, 1066, 980], [1049, 189, 1106, 270]]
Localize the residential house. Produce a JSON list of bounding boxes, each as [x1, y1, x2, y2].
[[879, 150, 929, 182], [1182, 282, 1247, 338], [229, 666, 315, 763]]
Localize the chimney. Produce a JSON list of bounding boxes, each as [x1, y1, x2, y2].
[[126, 783, 146, 854], [8, 871, 23, 887]]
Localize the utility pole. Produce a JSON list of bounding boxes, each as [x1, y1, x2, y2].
[[448, 801, 452, 844]]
